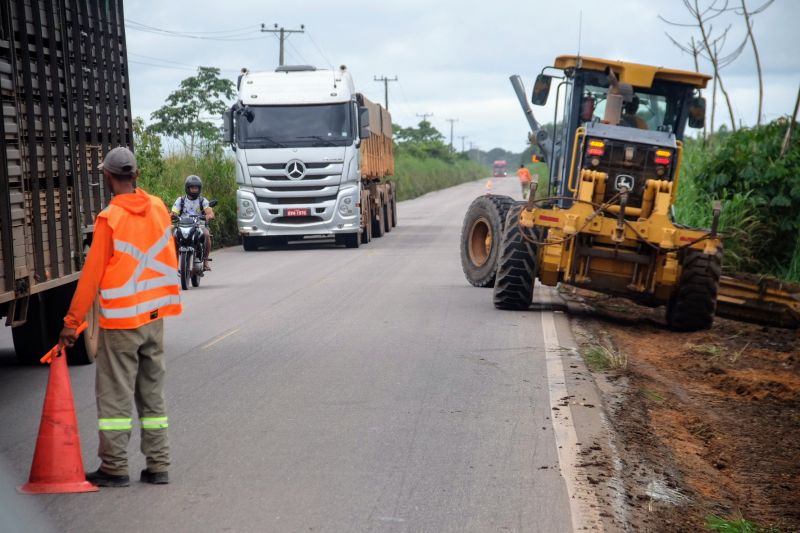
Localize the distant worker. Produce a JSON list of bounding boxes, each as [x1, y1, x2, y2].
[[59, 147, 182, 487], [517, 164, 532, 199], [172, 175, 214, 271], [621, 95, 648, 130]]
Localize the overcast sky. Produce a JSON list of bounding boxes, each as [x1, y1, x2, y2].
[[124, 0, 798, 153]]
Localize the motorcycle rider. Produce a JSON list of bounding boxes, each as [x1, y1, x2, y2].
[[171, 175, 214, 271]]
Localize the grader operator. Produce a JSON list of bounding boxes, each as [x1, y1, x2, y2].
[[460, 55, 799, 331]]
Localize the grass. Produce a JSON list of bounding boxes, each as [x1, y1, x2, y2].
[[393, 153, 489, 201], [581, 342, 627, 372], [705, 513, 782, 533]]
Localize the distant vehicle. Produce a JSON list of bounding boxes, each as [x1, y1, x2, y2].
[[173, 200, 218, 290], [492, 160, 508, 177], [223, 65, 396, 250]]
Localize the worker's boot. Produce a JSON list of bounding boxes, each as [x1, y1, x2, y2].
[[140, 469, 169, 485], [86, 468, 130, 487]]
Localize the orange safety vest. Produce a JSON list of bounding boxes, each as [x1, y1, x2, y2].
[[97, 194, 182, 329], [517, 167, 532, 184]]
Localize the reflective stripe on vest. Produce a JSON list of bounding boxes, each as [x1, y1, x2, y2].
[[99, 418, 133, 431], [101, 227, 176, 300], [141, 416, 169, 430], [100, 294, 182, 320]]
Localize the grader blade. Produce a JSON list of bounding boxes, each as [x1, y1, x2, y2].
[[716, 274, 800, 329]]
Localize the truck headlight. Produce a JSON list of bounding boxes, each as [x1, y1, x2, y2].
[[239, 198, 256, 219], [338, 196, 354, 216]]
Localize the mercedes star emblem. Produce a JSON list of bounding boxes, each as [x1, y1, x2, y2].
[[285, 160, 306, 180]]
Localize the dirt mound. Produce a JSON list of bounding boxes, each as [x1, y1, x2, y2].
[[570, 291, 800, 530]]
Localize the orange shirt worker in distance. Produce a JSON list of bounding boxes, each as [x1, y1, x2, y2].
[[516, 164, 532, 199], [59, 147, 181, 488]]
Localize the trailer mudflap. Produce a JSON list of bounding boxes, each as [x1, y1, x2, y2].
[[716, 274, 800, 329]]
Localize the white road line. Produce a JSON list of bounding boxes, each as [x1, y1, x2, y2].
[[201, 328, 240, 350], [542, 310, 604, 532]]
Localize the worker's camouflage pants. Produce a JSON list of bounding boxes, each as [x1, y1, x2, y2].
[[95, 319, 170, 476], [521, 182, 531, 199]]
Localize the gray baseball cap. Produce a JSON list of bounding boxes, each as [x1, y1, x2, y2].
[[98, 147, 138, 175]]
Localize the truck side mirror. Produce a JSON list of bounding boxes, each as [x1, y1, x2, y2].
[[531, 74, 552, 106], [222, 108, 233, 143], [359, 106, 370, 140], [688, 96, 706, 129]]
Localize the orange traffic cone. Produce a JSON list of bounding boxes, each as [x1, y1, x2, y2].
[[18, 346, 97, 494]]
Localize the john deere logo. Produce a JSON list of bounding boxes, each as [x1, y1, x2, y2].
[[615, 174, 635, 191], [285, 160, 306, 180]]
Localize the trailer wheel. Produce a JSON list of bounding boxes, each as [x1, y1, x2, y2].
[[391, 191, 397, 227], [667, 249, 722, 331], [460, 194, 515, 287], [383, 200, 392, 234], [372, 197, 385, 238], [493, 205, 538, 310], [242, 236, 262, 251]]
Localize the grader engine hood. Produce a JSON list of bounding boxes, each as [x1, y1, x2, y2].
[[579, 123, 677, 210]]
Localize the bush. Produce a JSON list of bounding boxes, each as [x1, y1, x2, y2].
[[392, 153, 488, 201], [675, 120, 800, 280]]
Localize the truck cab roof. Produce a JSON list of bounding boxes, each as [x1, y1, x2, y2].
[[238, 66, 355, 106]]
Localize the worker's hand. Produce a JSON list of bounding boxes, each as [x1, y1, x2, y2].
[[59, 326, 78, 348]]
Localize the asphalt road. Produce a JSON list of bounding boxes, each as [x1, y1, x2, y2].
[[0, 177, 588, 532]]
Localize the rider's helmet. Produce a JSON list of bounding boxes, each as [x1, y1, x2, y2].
[[185, 175, 202, 200]]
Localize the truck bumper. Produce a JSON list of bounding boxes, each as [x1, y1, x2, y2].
[[237, 185, 361, 237]]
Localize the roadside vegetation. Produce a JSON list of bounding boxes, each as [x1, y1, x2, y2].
[[674, 119, 800, 282]]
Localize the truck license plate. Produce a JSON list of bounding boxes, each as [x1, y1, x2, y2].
[[285, 208, 309, 217]]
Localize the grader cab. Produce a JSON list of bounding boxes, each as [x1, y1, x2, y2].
[[460, 55, 799, 331]]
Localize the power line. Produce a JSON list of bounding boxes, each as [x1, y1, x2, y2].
[[305, 29, 333, 69], [126, 19, 257, 35], [260, 24, 305, 66], [126, 21, 264, 41], [373, 75, 398, 110]]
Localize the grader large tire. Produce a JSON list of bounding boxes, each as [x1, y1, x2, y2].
[[667, 249, 722, 331], [460, 194, 515, 287], [493, 205, 538, 310]]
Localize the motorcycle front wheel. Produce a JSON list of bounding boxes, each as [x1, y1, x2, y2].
[[180, 251, 192, 290]]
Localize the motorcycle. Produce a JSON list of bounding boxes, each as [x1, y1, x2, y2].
[[173, 199, 217, 290]]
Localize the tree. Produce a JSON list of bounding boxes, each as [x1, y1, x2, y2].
[[661, 0, 747, 134], [735, 0, 773, 126], [393, 120, 456, 161], [149, 67, 235, 154], [133, 117, 164, 180]]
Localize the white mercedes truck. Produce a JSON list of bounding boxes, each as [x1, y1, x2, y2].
[[223, 65, 396, 250]]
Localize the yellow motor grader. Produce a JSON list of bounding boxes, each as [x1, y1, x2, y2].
[[460, 55, 799, 330]]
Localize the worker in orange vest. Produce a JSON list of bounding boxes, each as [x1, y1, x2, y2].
[[516, 164, 533, 199], [59, 147, 182, 488]]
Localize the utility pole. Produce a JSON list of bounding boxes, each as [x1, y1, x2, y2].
[[261, 23, 305, 66], [457, 135, 468, 153], [373, 75, 398, 110], [445, 118, 459, 149], [416, 112, 434, 124]]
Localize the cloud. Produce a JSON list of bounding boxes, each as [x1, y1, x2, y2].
[[125, 0, 798, 152]]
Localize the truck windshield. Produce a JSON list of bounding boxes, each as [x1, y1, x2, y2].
[[236, 103, 353, 148]]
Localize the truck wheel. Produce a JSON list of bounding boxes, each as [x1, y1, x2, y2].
[[667, 249, 722, 331], [372, 198, 385, 238], [242, 236, 262, 251], [493, 205, 538, 310], [361, 203, 372, 244], [460, 194, 515, 287], [383, 201, 392, 233], [12, 295, 50, 365], [391, 193, 397, 227], [344, 232, 360, 248]]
